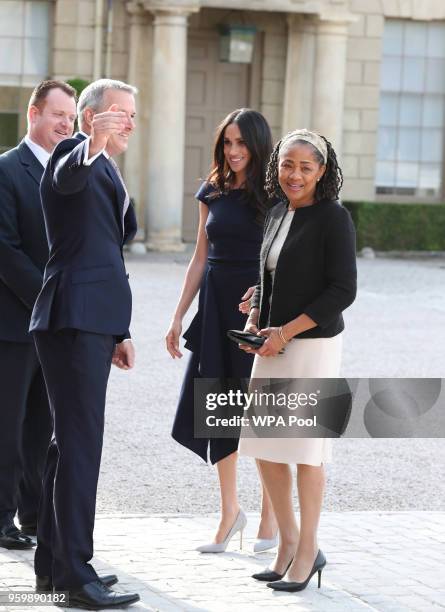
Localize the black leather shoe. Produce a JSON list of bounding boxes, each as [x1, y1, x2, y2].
[[57, 580, 139, 610], [0, 524, 35, 550], [267, 549, 326, 592], [20, 524, 37, 536], [252, 558, 293, 582], [36, 574, 119, 593]]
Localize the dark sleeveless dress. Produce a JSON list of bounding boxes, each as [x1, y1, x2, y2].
[[171, 182, 263, 464]]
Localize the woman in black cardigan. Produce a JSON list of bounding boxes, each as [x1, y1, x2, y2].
[[239, 129, 357, 592]]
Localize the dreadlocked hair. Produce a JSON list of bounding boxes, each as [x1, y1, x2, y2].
[[265, 131, 343, 204]]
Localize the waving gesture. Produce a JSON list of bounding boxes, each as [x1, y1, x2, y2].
[[89, 104, 128, 156]]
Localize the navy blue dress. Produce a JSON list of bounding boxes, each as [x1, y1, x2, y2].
[[171, 182, 263, 464]]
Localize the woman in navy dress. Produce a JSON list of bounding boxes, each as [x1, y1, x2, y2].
[[166, 109, 278, 552]]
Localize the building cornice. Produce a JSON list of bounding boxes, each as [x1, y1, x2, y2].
[[140, 0, 353, 18], [141, 0, 200, 15]]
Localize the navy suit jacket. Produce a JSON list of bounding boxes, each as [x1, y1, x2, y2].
[[29, 133, 137, 339], [0, 140, 48, 343]]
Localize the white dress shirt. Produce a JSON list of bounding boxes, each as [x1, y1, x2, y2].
[[77, 133, 132, 344], [24, 135, 51, 168], [78, 130, 109, 165], [78, 131, 129, 218]]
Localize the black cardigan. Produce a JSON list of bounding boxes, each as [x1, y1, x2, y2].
[[251, 199, 357, 339]]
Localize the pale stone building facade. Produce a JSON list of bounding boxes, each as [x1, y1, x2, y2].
[[1, 0, 444, 248]]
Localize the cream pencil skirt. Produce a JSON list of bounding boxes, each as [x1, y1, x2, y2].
[[239, 333, 343, 466]]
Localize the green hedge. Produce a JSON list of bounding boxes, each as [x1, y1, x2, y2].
[[343, 201, 445, 251], [66, 78, 89, 97]]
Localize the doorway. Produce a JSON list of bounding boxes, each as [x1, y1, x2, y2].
[[182, 31, 252, 241]]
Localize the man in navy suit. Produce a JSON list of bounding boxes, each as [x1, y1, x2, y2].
[[0, 81, 76, 549], [30, 79, 139, 609]]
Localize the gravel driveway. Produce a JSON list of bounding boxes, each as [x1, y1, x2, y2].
[[98, 253, 445, 514]]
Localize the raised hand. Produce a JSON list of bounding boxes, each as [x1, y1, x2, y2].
[[89, 104, 128, 157]]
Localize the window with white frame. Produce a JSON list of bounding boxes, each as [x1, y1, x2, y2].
[[376, 20, 445, 198], [0, 0, 50, 87]]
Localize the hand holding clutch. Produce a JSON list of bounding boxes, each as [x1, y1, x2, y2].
[[227, 329, 266, 349]]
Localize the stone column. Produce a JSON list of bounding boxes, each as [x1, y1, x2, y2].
[[282, 15, 317, 135], [124, 2, 151, 236], [311, 18, 349, 156], [144, 6, 196, 250]]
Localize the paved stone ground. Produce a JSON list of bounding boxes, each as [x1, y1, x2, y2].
[[1, 511, 445, 611], [1, 254, 444, 611]]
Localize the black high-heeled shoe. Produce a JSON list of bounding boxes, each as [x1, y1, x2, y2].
[[267, 549, 326, 592], [252, 557, 293, 582]]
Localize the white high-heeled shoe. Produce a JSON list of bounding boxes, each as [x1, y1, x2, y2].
[[253, 534, 279, 553], [196, 509, 247, 553]]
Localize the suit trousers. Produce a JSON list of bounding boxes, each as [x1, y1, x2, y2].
[[33, 329, 115, 589], [0, 340, 52, 527]]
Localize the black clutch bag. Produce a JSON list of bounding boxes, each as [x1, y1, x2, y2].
[[227, 329, 265, 349]]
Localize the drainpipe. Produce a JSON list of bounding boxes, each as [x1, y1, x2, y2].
[[105, 0, 114, 78], [93, 0, 104, 79]]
